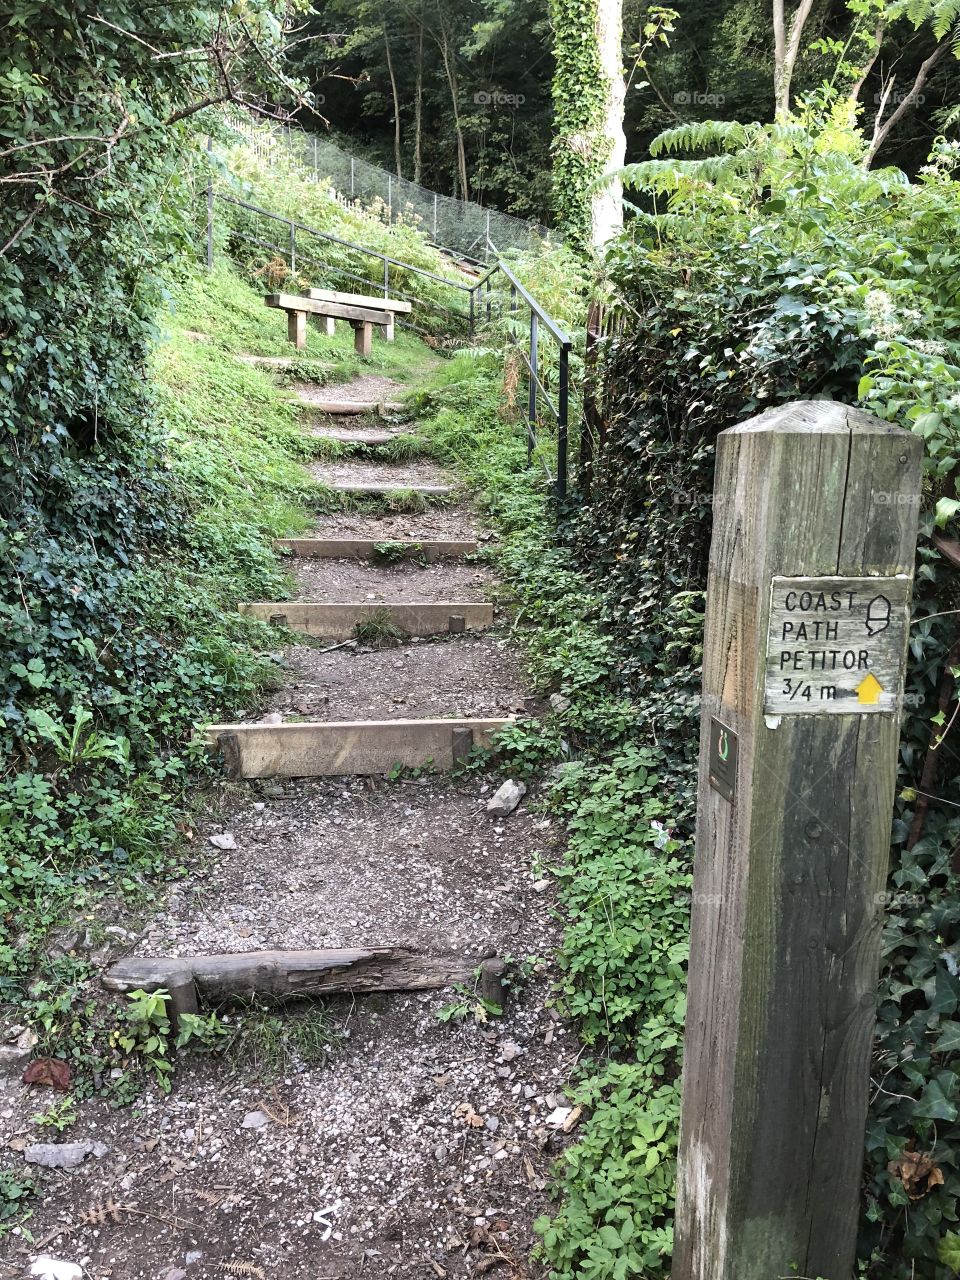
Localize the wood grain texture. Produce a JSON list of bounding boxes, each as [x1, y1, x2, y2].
[[304, 287, 412, 314], [672, 402, 922, 1280], [275, 538, 478, 562], [205, 716, 513, 778], [265, 293, 392, 324], [104, 951, 504, 1020], [238, 600, 493, 640]]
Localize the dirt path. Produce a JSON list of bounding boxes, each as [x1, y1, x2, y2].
[[0, 370, 572, 1279]]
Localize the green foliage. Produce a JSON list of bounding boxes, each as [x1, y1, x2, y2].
[[222, 1002, 340, 1077], [1, 259, 318, 1038], [437, 981, 504, 1024], [537, 1072, 679, 1277], [0, 1167, 36, 1237], [582, 95, 960, 1278]]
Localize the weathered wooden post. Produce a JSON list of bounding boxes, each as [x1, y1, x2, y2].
[[672, 401, 922, 1280]]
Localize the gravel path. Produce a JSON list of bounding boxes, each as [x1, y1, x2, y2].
[[257, 635, 530, 723], [308, 504, 481, 541], [309, 458, 455, 490], [293, 374, 407, 405], [290, 558, 497, 603], [0, 370, 571, 1280]]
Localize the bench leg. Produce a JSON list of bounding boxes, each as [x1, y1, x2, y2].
[[315, 315, 335, 337], [353, 321, 373, 357], [287, 310, 307, 350], [379, 320, 395, 343]]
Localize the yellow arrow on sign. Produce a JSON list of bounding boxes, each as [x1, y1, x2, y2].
[[857, 673, 883, 705]]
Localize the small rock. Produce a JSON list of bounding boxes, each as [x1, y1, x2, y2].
[[0, 1043, 33, 1076], [533, 878, 551, 892], [546, 1107, 572, 1129], [163, 1270, 188, 1280], [485, 779, 526, 818], [252, 802, 265, 812], [242, 1110, 269, 1130], [500, 1042, 521, 1063], [184, 1251, 203, 1267], [208, 833, 237, 851], [24, 1141, 108, 1170], [549, 693, 571, 714], [261, 712, 283, 725]]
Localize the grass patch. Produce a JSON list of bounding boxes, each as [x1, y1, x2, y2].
[[222, 1002, 341, 1078], [354, 608, 406, 647]]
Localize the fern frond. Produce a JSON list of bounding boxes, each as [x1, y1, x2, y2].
[[649, 120, 757, 157], [620, 154, 750, 195]]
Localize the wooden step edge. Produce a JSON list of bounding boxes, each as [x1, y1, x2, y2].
[[237, 354, 333, 370], [294, 396, 406, 415], [324, 481, 454, 497], [206, 716, 514, 778], [103, 949, 505, 1025], [239, 600, 494, 639], [276, 538, 479, 562], [311, 428, 399, 446]]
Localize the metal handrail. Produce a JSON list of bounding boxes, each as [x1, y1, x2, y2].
[[470, 238, 572, 501], [205, 188, 574, 499], [207, 191, 476, 333]]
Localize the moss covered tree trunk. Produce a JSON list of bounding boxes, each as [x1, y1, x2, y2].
[[550, 0, 625, 252]]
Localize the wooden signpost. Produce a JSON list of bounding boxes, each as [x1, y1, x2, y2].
[[672, 402, 922, 1280]]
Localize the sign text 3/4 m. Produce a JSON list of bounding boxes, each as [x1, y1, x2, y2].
[[763, 575, 912, 716]]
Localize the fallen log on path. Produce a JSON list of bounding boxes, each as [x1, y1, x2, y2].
[[103, 948, 505, 1023]]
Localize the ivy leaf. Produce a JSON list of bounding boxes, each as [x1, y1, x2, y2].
[[935, 497, 960, 528], [938, 1232, 960, 1275]]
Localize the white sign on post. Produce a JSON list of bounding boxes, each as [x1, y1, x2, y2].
[[764, 575, 912, 715]]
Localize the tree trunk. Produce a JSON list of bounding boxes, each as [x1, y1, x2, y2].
[[772, 0, 816, 119], [436, 3, 469, 200], [592, 0, 626, 247], [413, 10, 424, 185], [381, 9, 403, 179], [864, 39, 949, 167]]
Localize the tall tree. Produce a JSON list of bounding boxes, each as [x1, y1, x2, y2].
[[773, 0, 817, 118], [550, 0, 626, 250]]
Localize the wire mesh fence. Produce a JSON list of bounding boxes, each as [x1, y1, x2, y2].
[[227, 112, 548, 263]]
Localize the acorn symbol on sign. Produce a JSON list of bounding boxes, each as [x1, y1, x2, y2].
[[717, 727, 729, 761], [865, 594, 891, 637]]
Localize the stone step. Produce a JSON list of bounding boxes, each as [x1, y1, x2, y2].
[[239, 600, 494, 640], [206, 717, 512, 778], [277, 538, 478, 562], [294, 394, 405, 415]]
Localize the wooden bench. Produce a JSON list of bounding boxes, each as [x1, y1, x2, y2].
[[304, 288, 412, 344], [265, 292, 393, 356]]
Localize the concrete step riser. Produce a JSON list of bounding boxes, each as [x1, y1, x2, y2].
[[239, 601, 494, 640], [206, 717, 512, 778]]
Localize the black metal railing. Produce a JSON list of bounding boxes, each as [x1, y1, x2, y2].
[[468, 241, 573, 501], [205, 193, 575, 501]]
